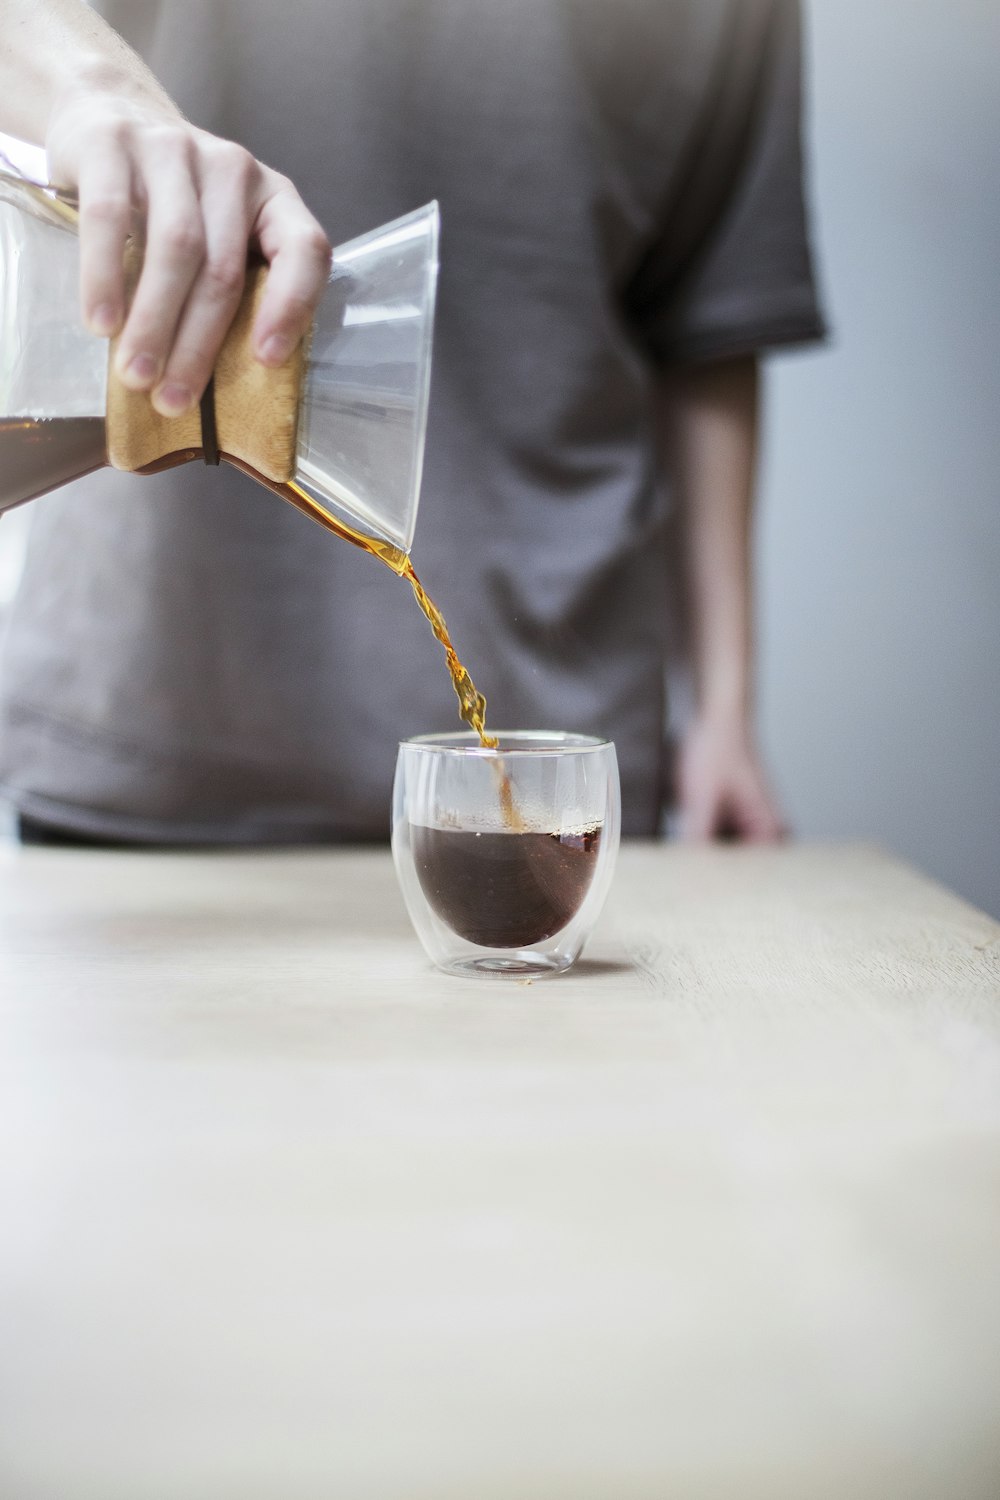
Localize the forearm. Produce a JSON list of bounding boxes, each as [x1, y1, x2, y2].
[[0, 0, 179, 147], [657, 355, 759, 725], [655, 355, 784, 841]]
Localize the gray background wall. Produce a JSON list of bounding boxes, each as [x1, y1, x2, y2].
[[759, 0, 1000, 915], [1, 0, 998, 913]]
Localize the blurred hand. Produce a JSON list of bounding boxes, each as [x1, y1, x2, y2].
[[675, 713, 787, 843], [46, 77, 331, 418]]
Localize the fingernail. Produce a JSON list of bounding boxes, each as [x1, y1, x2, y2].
[[123, 353, 159, 386], [90, 303, 119, 337], [153, 383, 192, 417], [258, 332, 292, 365]]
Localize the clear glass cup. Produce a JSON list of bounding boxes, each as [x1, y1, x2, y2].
[[392, 731, 621, 978]]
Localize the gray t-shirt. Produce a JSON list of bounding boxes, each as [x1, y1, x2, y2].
[[0, 0, 824, 841]]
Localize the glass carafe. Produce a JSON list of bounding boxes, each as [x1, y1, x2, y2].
[[0, 159, 439, 569]]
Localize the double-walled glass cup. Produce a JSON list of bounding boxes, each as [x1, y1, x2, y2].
[[392, 731, 620, 978]]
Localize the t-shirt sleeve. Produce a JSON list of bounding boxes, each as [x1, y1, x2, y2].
[[624, 0, 827, 366]]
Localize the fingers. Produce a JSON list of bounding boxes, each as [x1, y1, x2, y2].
[[143, 143, 255, 416], [252, 186, 332, 365], [76, 142, 133, 338], [113, 149, 329, 412], [58, 98, 330, 411], [728, 761, 788, 842], [682, 779, 786, 843], [140, 164, 330, 412], [741, 789, 787, 842], [728, 790, 786, 843], [112, 127, 206, 404]]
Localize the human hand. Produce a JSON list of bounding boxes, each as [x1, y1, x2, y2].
[[46, 72, 331, 419], [674, 713, 787, 843]]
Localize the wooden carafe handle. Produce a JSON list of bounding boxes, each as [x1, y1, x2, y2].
[[106, 257, 308, 481]]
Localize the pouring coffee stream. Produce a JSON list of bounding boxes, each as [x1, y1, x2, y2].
[[264, 478, 524, 829], [255, 475, 500, 753]]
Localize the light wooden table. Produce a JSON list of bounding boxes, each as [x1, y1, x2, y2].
[[1, 842, 998, 1500]]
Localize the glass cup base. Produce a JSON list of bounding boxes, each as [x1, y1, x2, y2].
[[442, 951, 573, 980]]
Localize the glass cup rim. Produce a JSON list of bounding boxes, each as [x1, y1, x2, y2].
[[399, 729, 613, 758]]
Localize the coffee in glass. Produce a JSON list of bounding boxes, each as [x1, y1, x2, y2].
[[392, 732, 620, 977]]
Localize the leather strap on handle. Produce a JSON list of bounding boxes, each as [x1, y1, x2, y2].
[[106, 255, 308, 481], [199, 378, 220, 466]]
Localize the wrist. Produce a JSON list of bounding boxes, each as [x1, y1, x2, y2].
[[688, 618, 754, 734], [690, 696, 755, 740], [693, 672, 752, 730], [48, 51, 183, 137]]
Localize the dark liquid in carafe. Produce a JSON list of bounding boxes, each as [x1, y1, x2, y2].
[[412, 824, 603, 948], [0, 417, 106, 512]]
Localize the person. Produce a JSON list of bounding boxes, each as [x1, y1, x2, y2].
[[0, 0, 824, 845]]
